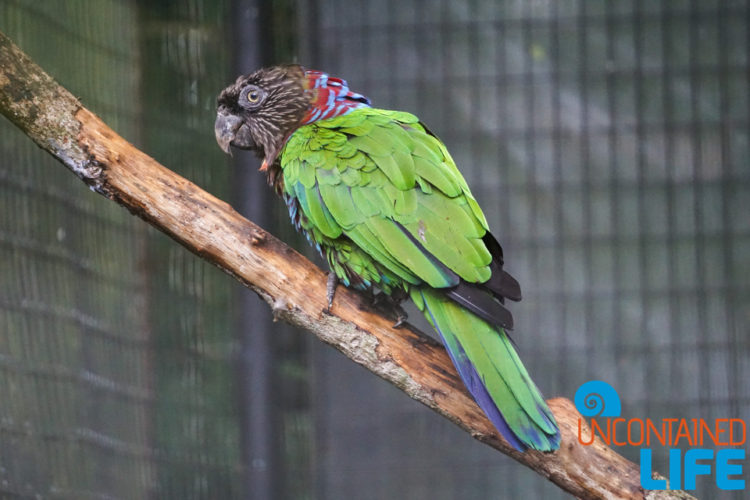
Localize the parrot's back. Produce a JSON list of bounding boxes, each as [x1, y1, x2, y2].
[[278, 97, 560, 451]]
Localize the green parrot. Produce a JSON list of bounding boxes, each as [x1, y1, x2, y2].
[[215, 65, 560, 451]]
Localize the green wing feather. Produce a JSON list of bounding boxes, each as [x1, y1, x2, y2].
[[279, 107, 560, 451], [282, 108, 491, 287]]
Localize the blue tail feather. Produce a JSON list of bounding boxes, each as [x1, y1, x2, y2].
[[417, 289, 560, 452]]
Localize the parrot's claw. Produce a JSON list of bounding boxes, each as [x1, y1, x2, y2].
[[325, 272, 339, 313], [372, 292, 408, 328], [390, 300, 408, 328], [392, 311, 408, 329]]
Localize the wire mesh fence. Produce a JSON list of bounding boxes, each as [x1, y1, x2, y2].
[[0, 1, 245, 498], [0, 0, 748, 499]]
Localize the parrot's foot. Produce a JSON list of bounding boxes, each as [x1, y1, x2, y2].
[[392, 310, 408, 329], [372, 291, 408, 328], [325, 271, 339, 313]]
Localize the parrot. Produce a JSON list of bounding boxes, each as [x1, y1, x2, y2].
[[215, 65, 560, 451]]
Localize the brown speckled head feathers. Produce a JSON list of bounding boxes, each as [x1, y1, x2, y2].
[[215, 64, 309, 170]]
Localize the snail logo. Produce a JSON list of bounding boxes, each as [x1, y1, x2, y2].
[[574, 380, 621, 418]]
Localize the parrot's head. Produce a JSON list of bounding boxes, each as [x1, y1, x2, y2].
[[215, 64, 309, 170], [216, 65, 371, 171]]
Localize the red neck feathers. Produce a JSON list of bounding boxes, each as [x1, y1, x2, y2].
[[301, 70, 371, 124]]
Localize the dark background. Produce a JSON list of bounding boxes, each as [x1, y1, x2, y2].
[[0, 0, 748, 498]]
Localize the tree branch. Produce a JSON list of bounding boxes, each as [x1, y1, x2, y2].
[[0, 31, 695, 500]]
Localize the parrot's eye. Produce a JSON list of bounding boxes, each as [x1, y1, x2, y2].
[[241, 85, 264, 109]]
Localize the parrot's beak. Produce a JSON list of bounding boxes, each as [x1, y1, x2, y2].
[[214, 111, 242, 155], [215, 110, 254, 155]]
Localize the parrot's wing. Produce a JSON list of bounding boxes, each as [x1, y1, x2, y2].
[[282, 108, 519, 328], [282, 108, 560, 451]]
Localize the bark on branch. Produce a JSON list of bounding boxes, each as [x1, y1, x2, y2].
[[0, 31, 695, 500]]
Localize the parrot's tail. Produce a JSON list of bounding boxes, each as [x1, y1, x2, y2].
[[412, 288, 560, 451]]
